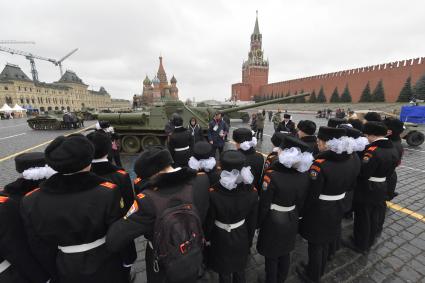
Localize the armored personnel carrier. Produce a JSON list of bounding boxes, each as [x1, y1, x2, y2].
[[98, 93, 309, 153], [27, 111, 82, 130]]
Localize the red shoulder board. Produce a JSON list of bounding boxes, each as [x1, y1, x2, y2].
[[137, 193, 145, 199], [315, 159, 326, 164], [310, 165, 321, 172], [100, 182, 117, 190], [0, 196, 9, 203], [25, 188, 40, 197], [116, 170, 127, 175], [134, 177, 142, 185], [368, 146, 378, 152]]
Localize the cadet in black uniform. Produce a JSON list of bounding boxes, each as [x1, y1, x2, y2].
[[297, 120, 319, 156], [168, 114, 192, 167], [4, 152, 56, 202], [348, 122, 399, 253], [87, 131, 135, 213], [0, 192, 50, 283], [276, 114, 296, 135], [206, 150, 258, 283], [188, 141, 220, 186], [21, 134, 126, 283], [106, 147, 210, 283], [298, 127, 360, 282], [257, 135, 312, 283], [263, 132, 286, 172], [233, 127, 265, 190], [327, 117, 347, 128], [87, 131, 137, 279]]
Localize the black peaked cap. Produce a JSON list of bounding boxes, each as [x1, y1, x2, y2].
[[15, 152, 46, 173], [220, 150, 246, 171]]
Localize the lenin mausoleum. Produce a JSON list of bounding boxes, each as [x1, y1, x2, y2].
[[231, 13, 425, 102]]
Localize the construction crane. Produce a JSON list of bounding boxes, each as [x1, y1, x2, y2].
[[0, 46, 56, 82], [56, 48, 78, 76], [0, 40, 35, 44]]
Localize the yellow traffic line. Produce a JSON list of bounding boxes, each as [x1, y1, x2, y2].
[[386, 201, 425, 222], [0, 125, 94, 163], [231, 140, 425, 223]]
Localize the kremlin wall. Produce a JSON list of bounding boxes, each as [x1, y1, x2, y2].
[[232, 14, 425, 103]]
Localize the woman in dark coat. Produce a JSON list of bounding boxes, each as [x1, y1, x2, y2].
[[257, 135, 312, 283], [206, 150, 258, 283], [188, 117, 204, 146]]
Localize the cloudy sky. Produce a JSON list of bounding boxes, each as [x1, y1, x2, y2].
[[1, 0, 424, 101]]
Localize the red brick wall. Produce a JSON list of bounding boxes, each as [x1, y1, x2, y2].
[[243, 66, 268, 99], [231, 83, 251, 101], [260, 58, 425, 102]]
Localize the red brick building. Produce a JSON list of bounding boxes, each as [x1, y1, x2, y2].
[[231, 14, 425, 102]]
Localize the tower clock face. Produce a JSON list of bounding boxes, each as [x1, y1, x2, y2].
[[256, 50, 262, 58]]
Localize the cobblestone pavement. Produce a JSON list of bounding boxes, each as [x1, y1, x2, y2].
[[1, 114, 425, 283]]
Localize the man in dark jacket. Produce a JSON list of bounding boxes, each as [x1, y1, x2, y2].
[[106, 147, 210, 283], [0, 192, 50, 283], [168, 114, 192, 167], [208, 111, 229, 157], [87, 131, 137, 277], [257, 135, 312, 283], [4, 152, 56, 202], [276, 114, 296, 135], [206, 150, 258, 283], [233, 128, 265, 190], [297, 127, 360, 282], [347, 122, 399, 253], [21, 134, 126, 283], [297, 120, 319, 156]]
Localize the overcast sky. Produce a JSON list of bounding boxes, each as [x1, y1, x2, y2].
[[1, 0, 424, 101]]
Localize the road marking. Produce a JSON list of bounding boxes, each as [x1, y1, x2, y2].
[[0, 125, 94, 163], [0, 123, 27, 129], [404, 148, 425, 153], [400, 165, 425, 173], [0, 133, 26, 140], [386, 202, 425, 222]]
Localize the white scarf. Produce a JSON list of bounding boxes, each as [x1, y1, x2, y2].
[[219, 167, 254, 190], [22, 165, 57, 180], [240, 137, 257, 151], [326, 136, 370, 154], [278, 147, 314, 173], [188, 156, 216, 172]]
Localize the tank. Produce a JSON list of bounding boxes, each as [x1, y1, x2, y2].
[[75, 108, 98, 120], [98, 93, 309, 153], [27, 111, 82, 130], [354, 110, 425, 146]]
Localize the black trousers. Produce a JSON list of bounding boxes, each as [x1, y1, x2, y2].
[[353, 202, 380, 251], [111, 149, 122, 167], [219, 270, 246, 283], [256, 128, 264, 140], [265, 254, 290, 283], [307, 242, 328, 282], [212, 145, 224, 159]]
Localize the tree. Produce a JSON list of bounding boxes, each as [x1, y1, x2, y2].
[[340, 84, 352, 102], [309, 90, 317, 103], [397, 76, 413, 102], [330, 87, 340, 103], [372, 79, 385, 102], [414, 72, 425, 100], [359, 81, 372, 102], [317, 86, 327, 103]]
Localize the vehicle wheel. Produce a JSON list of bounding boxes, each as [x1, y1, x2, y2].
[[122, 135, 141, 153], [141, 135, 161, 150], [406, 131, 425, 147]]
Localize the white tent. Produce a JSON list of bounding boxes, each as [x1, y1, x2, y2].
[[12, 104, 26, 112], [0, 103, 12, 112]]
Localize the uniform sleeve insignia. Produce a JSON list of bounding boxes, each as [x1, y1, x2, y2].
[[137, 193, 145, 199], [134, 177, 142, 185], [117, 170, 128, 175], [310, 165, 321, 172], [309, 169, 319, 180], [315, 159, 326, 163], [362, 156, 370, 163], [124, 200, 139, 218], [25, 188, 40, 197], [120, 198, 125, 209], [0, 196, 9, 203], [368, 146, 378, 151], [100, 182, 117, 190]]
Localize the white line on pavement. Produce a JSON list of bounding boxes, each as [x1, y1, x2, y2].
[[404, 148, 425, 153], [0, 123, 27, 129], [0, 133, 26, 141], [400, 165, 425, 173]]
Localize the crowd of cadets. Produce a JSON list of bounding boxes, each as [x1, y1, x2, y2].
[[0, 110, 404, 283]]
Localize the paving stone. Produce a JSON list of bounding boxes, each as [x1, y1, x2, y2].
[[398, 265, 422, 282], [383, 256, 404, 271]]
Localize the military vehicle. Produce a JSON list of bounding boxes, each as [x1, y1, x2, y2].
[[98, 93, 309, 153], [27, 111, 82, 130], [75, 108, 98, 121], [354, 110, 425, 146]]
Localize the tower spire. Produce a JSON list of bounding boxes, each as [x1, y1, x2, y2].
[[253, 10, 260, 35], [157, 55, 168, 84]]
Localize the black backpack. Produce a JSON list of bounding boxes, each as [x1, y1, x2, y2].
[[145, 184, 204, 283]]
